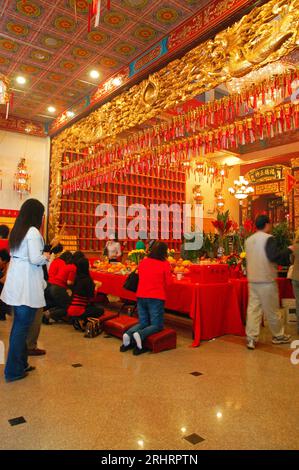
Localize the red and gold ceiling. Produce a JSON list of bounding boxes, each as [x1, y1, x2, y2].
[[0, 0, 258, 136]]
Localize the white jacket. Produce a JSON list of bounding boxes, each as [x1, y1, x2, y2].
[[1, 227, 47, 308]]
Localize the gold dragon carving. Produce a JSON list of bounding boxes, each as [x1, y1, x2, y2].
[[49, 0, 299, 239]]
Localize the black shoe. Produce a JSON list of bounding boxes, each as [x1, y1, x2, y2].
[[120, 344, 134, 352], [133, 346, 148, 356], [42, 315, 50, 325], [24, 365, 36, 373]]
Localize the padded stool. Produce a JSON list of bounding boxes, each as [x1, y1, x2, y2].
[[144, 328, 177, 353], [99, 310, 119, 324], [104, 314, 139, 338]]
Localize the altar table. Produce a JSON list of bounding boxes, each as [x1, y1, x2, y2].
[[91, 271, 245, 347]]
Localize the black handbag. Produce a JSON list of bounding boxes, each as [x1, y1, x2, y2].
[[123, 270, 139, 292]]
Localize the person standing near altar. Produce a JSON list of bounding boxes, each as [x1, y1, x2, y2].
[[104, 236, 122, 263], [245, 214, 292, 350]]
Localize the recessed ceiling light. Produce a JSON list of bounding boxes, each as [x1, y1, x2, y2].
[[47, 106, 56, 113], [66, 111, 75, 118], [35, 53, 46, 60], [90, 70, 100, 79], [44, 37, 58, 47], [16, 76, 26, 85], [112, 77, 122, 87]]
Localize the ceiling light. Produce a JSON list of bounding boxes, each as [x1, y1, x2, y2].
[[112, 77, 122, 87], [16, 76, 26, 85], [47, 106, 56, 113], [90, 70, 100, 79]]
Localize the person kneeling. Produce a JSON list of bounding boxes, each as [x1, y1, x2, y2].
[[67, 258, 103, 330], [120, 242, 173, 355]]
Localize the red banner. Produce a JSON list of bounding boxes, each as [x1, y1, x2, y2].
[[168, 0, 256, 51], [0, 209, 19, 217], [0, 114, 47, 137]]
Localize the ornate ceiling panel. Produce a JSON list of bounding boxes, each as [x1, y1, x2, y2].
[[0, 0, 213, 123]]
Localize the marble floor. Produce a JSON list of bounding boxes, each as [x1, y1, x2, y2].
[[0, 314, 298, 450]]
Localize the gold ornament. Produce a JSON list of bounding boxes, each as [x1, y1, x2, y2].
[[48, 0, 299, 240]]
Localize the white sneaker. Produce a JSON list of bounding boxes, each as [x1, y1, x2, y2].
[[247, 339, 255, 350], [272, 334, 291, 345]]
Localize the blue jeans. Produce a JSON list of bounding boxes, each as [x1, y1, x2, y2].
[[125, 298, 164, 343], [292, 280, 299, 332], [5, 305, 37, 381]]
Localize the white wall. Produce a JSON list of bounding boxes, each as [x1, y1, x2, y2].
[[0, 130, 50, 212]]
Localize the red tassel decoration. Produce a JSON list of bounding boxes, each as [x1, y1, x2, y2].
[[107, 0, 111, 9]]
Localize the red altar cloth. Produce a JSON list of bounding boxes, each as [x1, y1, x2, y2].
[[91, 271, 245, 346], [231, 277, 294, 323]]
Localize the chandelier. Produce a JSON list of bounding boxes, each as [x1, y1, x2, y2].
[[13, 158, 31, 199], [228, 176, 254, 202], [215, 189, 225, 209]]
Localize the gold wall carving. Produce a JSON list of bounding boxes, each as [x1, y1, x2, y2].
[[49, 0, 299, 239]]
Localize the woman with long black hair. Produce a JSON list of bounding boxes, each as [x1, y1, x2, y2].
[[1, 199, 50, 382], [121, 242, 173, 355]]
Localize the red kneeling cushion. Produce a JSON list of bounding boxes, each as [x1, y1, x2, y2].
[[99, 311, 118, 324], [144, 328, 177, 353], [104, 315, 139, 338]]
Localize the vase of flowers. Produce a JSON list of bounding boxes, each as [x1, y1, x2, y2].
[[127, 249, 146, 265], [212, 210, 233, 258], [224, 251, 247, 278]]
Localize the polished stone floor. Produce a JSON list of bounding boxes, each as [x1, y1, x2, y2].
[[0, 315, 298, 450]]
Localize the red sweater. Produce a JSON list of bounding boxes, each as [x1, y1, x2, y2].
[[0, 239, 9, 251], [48, 258, 76, 288], [136, 257, 173, 301]]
